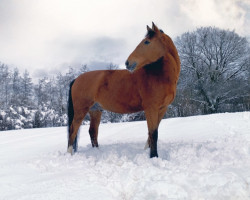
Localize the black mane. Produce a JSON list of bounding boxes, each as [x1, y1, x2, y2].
[[143, 56, 164, 76]]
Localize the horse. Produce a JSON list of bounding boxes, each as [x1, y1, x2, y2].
[[67, 22, 180, 158]]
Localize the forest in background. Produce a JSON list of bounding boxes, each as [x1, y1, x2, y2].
[[0, 26, 249, 130]]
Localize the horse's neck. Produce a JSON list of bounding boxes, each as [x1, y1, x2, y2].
[[139, 55, 179, 84], [141, 57, 165, 77]]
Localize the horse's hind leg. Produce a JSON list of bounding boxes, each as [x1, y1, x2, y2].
[[89, 110, 102, 147], [68, 109, 88, 154]]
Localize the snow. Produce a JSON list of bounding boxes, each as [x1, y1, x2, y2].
[[0, 112, 250, 200]]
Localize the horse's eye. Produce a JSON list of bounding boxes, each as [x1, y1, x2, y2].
[[144, 40, 150, 45]]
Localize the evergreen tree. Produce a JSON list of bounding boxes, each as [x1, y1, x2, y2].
[[10, 68, 22, 106], [0, 63, 11, 108], [56, 73, 65, 114], [20, 70, 33, 107]]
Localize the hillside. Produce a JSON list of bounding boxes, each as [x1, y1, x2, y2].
[[0, 112, 250, 199]]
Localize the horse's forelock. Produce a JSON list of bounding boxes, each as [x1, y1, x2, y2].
[[146, 30, 156, 39], [146, 29, 164, 39]]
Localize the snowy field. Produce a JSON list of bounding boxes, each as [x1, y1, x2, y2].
[[0, 112, 250, 200]]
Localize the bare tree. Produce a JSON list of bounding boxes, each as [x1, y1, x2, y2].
[[106, 63, 119, 70], [176, 27, 250, 113]]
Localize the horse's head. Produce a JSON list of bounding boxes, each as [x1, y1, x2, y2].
[[126, 22, 169, 71]]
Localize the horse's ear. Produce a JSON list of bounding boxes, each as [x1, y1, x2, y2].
[[147, 25, 153, 32], [152, 22, 160, 33], [146, 25, 155, 38]]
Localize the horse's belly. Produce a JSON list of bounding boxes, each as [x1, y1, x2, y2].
[[91, 70, 143, 114], [98, 101, 143, 114], [95, 93, 143, 114]]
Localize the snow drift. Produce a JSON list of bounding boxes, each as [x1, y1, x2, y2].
[[0, 112, 250, 199]]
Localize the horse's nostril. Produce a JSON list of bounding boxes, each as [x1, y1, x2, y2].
[[125, 60, 129, 67]]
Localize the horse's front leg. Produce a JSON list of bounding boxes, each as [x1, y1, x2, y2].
[[149, 129, 159, 158], [145, 109, 160, 158], [144, 106, 167, 153]]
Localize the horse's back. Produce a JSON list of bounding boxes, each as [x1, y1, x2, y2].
[[72, 70, 142, 113], [73, 69, 130, 94]]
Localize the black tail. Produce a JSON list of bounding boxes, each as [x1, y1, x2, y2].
[[68, 79, 75, 132], [68, 79, 78, 151]]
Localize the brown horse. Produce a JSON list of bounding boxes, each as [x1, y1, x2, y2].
[[67, 22, 180, 158]]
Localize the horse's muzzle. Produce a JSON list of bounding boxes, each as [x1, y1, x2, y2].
[[125, 60, 137, 71]]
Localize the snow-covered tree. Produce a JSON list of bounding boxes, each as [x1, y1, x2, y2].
[[176, 27, 250, 114], [77, 64, 89, 76], [20, 70, 33, 107], [10, 68, 22, 106], [0, 63, 11, 108]]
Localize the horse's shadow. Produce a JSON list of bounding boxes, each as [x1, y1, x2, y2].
[[75, 142, 171, 162], [74, 140, 221, 163]]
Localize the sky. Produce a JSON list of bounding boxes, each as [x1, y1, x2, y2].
[[0, 0, 250, 79]]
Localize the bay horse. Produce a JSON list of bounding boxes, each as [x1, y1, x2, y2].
[[67, 22, 180, 158]]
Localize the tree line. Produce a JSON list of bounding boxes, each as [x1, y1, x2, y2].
[[0, 26, 249, 130]]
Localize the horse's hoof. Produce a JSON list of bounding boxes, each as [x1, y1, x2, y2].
[[67, 146, 74, 155], [150, 150, 158, 158]]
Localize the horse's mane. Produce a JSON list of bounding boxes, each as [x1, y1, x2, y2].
[[143, 56, 164, 76]]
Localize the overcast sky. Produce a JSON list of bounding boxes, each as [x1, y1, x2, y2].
[[0, 0, 250, 79]]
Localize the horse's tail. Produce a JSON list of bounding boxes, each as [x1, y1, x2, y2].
[[68, 79, 75, 131], [68, 79, 77, 150]]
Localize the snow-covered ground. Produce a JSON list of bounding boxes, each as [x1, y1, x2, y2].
[[0, 112, 250, 200]]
